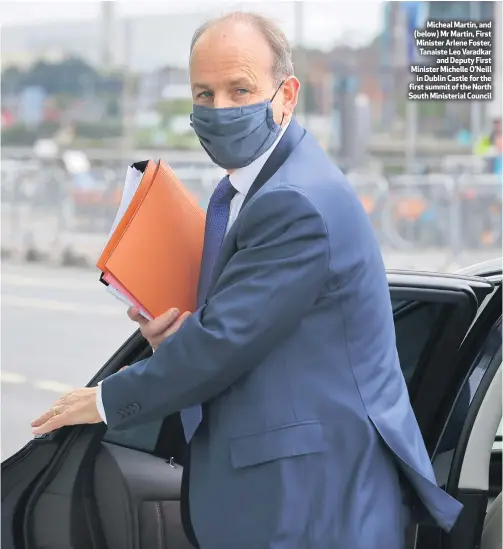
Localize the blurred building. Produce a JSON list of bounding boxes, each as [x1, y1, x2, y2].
[[378, 1, 502, 136], [1, 1, 500, 156], [293, 42, 382, 123], [1, 12, 211, 71], [488, 1, 502, 121], [137, 67, 190, 110], [426, 1, 501, 123]]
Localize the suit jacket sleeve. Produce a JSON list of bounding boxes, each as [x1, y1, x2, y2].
[[101, 186, 330, 429]]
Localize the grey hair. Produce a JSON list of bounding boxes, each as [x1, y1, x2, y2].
[[190, 11, 294, 86]]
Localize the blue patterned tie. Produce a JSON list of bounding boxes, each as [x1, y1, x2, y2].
[[180, 175, 237, 442]]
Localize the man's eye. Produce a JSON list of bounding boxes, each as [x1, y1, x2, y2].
[[197, 91, 213, 99], [235, 88, 249, 95]]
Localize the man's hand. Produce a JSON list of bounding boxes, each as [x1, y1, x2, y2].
[[127, 307, 191, 350], [31, 387, 101, 435], [30, 308, 191, 435]]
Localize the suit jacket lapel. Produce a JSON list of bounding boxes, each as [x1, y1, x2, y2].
[[201, 118, 307, 304], [240, 118, 306, 212]]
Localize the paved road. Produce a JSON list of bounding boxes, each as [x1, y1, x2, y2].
[[1, 262, 135, 460], [0, 250, 498, 460]]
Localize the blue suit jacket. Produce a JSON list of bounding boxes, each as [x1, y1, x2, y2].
[[102, 120, 462, 549]]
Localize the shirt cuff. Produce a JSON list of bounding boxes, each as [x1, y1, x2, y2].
[[96, 380, 108, 424]]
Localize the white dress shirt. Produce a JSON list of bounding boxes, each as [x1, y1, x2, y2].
[[96, 122, 289, 424]]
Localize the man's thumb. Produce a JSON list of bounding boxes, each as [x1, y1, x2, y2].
[[127, 307, 148, 324]]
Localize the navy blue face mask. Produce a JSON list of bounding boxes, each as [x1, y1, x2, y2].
[[190, 83, 285, 170]]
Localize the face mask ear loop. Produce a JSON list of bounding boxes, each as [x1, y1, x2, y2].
[[271, 79, 285, 102], [271, 80, 286, 127]]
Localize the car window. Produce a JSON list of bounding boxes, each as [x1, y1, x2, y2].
[[391, 299, 444, 383], [102, 297, 446, 456]]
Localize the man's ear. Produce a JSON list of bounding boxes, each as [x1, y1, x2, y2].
[[282, 76, 300, 117]]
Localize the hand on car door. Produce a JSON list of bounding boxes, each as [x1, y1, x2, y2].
[[30, 308, 190, 435]]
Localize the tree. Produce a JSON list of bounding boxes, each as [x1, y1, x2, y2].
[[1, 57, 118, 98], [1, 66, 23, 95]]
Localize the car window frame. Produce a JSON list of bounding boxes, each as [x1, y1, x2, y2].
[[388, 275, 493, 449], [426, 283, 502, 454]]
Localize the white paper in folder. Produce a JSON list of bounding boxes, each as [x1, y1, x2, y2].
[[106, 165, 143, 242], [103, 165, 146, 313]]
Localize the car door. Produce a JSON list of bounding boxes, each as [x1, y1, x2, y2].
[[1, 271, 495, 549], [418, 278, 502, 549]]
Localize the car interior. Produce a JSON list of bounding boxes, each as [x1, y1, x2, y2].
[[429, 292, 502, 549], [454, 361, 501, 549], [3, 273, 501, 549], [476, 392, 502, 549]]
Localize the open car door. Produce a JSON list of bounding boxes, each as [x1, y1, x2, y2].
[[1, 271, 496, 549]]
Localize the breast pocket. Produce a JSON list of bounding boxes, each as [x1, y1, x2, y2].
[[229, 420, 326, 469]]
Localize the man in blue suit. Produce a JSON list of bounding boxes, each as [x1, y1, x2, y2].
[[32, 11, 462, 549]]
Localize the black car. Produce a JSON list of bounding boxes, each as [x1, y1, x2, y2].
[[2, 259, 502, 549]]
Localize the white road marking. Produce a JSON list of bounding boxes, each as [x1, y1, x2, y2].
[[1, 370, 75, 394], [1, 295, 122, 316], [0, 371, 28, 384], [33, 380, 76, 394], [1, 274, 97, 290]]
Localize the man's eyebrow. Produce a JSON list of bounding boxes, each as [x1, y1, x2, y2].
[[191, 82, 211, 90], [227, 78, 253, 87], [192, 78, 253, 90]]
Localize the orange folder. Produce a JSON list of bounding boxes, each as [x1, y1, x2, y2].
[[97, 160, 206, 318]]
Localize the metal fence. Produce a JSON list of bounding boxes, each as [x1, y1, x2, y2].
[[349, 172, 501, 254], [1, 158, 501, 268]]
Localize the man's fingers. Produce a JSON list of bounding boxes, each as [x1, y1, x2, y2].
[[153, 308, 180, 329], [32, 413, 68, 435], [31, 405, 68, 433], [159, 311, 191, 341], [30, 387, 101, 435], [31, 409, 57, 428], [128, 307, 180, 331], [166, 311, 191, 334], [141, 308, 180, 339]]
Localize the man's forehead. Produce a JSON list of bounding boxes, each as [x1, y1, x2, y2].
[[195, 19, 266, 46], [190, 20, 274, 69]]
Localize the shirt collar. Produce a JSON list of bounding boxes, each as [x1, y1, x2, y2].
[[228, 120, 290, 196]]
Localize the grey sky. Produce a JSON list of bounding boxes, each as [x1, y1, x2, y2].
[[0, 1, 384, 49]]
